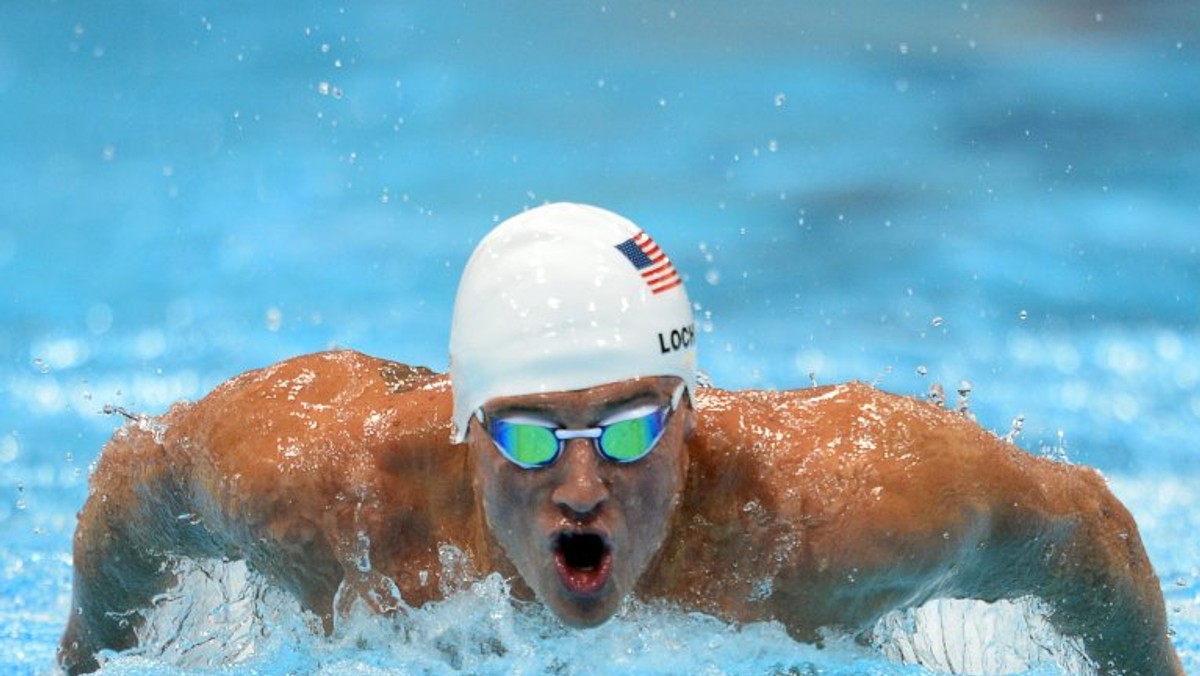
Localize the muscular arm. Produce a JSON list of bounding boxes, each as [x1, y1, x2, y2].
[[668, 382, 1181, 675], [60, 351, 480, 674], [58, 412, 214, 674]]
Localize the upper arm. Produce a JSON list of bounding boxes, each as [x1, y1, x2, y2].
[[759, 384, 1178, 671]]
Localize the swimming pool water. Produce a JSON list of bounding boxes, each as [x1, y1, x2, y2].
[[2, 1, 1197, 673]]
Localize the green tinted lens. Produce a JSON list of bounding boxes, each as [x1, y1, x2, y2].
[[490, 420, 560, 468], [599, 410, 666, 462]]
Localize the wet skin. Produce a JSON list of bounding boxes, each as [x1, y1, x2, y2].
[[467, 377, 693, 627], [59, 351, 1183, 675]]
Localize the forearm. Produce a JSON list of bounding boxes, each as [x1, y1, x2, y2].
[[59, 422, 207, 674], [1035, 476, 1181, 675]]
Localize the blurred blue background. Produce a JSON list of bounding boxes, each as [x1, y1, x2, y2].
[[1, 1, 1197, 672]]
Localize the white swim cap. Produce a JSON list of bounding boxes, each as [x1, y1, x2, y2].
[[449, 202, 697, 442]]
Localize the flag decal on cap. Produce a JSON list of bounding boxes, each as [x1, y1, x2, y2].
[[615, 231, 682, 294]]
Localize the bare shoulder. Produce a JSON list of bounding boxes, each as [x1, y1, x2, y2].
[[687, 381, 1099, 546], [692, 380, 1077, 485], [177, 350, 450, 461], [160, 350, 456, 532]]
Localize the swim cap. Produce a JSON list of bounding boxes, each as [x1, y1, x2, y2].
[[449, 203, 697, 442]]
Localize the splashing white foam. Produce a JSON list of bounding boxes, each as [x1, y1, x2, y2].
[[98, 555, 1096, 675]]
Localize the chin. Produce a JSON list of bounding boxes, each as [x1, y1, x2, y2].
[[549, 592, 621, 628]]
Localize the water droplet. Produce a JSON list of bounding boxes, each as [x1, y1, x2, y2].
[[704, 269, 720, 286], [930, 316, 944, 328], [773, 91, 787, 107], [317, 81, 331, 96], [1004, 414, 1025, 443], [32, 358, 50, 374], [916, 365, 928, 376], [928, 382, 945, 407], [1018, 309, 1028, 321], [956, 380, 974, 419]]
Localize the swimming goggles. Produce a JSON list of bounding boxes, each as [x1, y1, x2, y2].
[[477, 383, 686, 469]]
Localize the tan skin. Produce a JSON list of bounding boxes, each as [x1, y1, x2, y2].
[[59, 350, 1182, 675]]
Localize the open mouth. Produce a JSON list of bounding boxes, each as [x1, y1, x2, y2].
[[553, 531, 613, 597]]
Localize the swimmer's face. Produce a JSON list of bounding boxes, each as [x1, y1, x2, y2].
[[468, 377, 693, 628]]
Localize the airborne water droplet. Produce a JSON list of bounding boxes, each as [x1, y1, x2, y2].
[[930, 316, 944, 328]]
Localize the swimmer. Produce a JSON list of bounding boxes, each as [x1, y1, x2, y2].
[[60, 204, 1182, 675]]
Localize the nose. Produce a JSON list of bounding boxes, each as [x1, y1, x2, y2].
[[551, 438, 609, 521]]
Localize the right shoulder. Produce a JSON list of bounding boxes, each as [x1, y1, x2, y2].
[[167, 350, 453, 475], [206, 350, 445, 403]]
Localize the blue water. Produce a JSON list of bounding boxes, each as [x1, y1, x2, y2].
[[2, 1, 1197, 673]]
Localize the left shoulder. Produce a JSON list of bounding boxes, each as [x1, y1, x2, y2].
[[688, 380, 1033, 494], [691, 379, 982, 451]]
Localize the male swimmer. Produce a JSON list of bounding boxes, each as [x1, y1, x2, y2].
[[61, 204, 1182, 674]]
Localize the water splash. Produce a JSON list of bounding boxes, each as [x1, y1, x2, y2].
[[871, 597, 1095, 675], [928, 382, 946, 407], [956, 380, 975, 421], [100, 555, 1102, 676], [1003, 414, 1026, 444], [102, 404, 168, 444]]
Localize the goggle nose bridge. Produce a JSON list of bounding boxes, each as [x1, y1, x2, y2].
[[555, 428, 604, 441]]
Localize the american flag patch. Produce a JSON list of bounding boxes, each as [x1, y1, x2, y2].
[[614, 231, 682, 295]]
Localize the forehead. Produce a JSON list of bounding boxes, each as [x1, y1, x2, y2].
[[481, 376, 680, 420]]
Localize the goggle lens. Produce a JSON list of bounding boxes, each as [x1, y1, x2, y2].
[[599, 411, 665, 462], [490, 420, 559, 467]]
